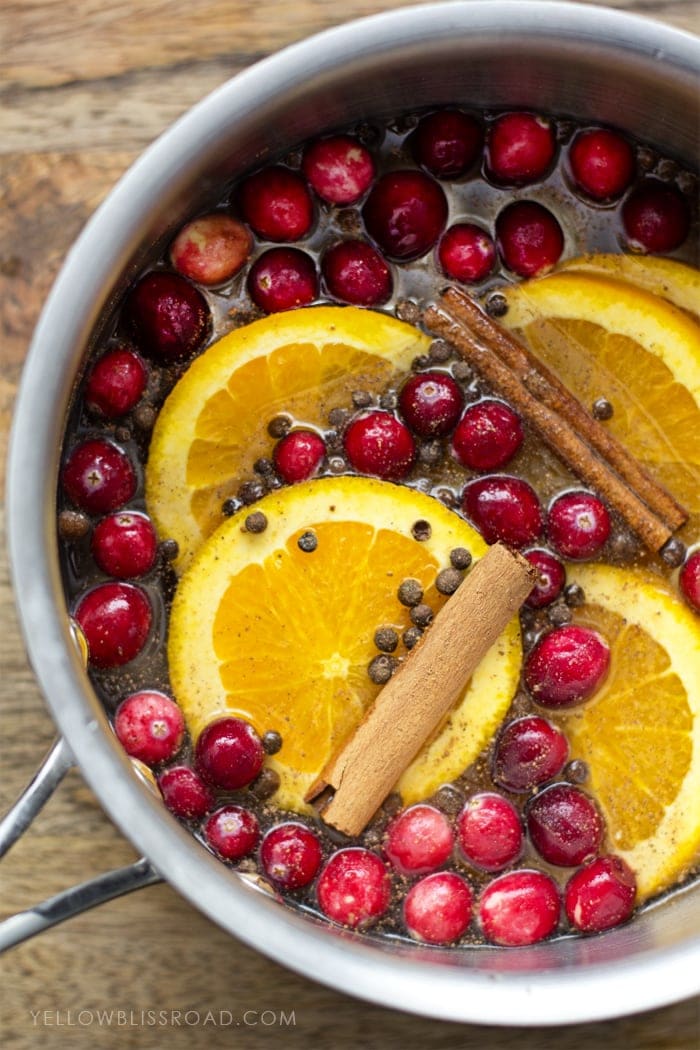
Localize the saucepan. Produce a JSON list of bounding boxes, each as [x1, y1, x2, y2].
[[4, 0, 700, 1026]]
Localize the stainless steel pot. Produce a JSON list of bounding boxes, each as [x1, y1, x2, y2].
[[4, 0, 700, 1026]]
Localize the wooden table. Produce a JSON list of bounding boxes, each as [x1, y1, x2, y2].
[[2, 2, 699, 1047]]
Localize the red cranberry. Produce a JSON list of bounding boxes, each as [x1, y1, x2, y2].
[[362, 170, 448, 260], [343, 412, 416, 481], [565, 855, 637, 932], [260, 823, 323, 889], [316, 848, 391, 929], [438, 223, 496, 283], [527, 784, 604, 867], [195, 717, 264, 790], [524, 549, 566, 608], [114, 690, 184, 765], [158, 765, 214, 820], [399, 371, 464, 438], [486, 112, 556, 185], [91, 511, 158, 578], [204, 805, 260, 860], [273, 429, 326, 483], [452, 400, 524, 472], [322, 241, 392, 306], [569, 128, 635, 201], [411, 110, 483, 178], [496, 200, 564, 277], [84, 347, 147, 419], [62, 439, 136, 516], [170, 213, 252, 285], [404, 872, 473, 945], [547, 491, 611, 560], [247, 247, 318, 313], [525, 624, 610, 708], [238, 166, 314, 241], [493, 715, 569, 793], [479, 869, 561, 946], [622, 179, 690, 253], [74, 582, 151, 668], [125, 271, 210, 361], [302, 135, 375, 204], [679, 550, 700, 613], [462, 475, 543, 548], [457, 792, 523, 872], [384, 804, 454, 875]]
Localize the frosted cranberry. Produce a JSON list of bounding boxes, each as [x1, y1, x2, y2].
[[411, 110, 483, 178], [547, 491, 611, 560], [524, 549, 566, 609], [62, 439, 136, 515], [496, 200, 564, 277], [316, 848, 391, 929], [114, 690, 184, 765], [486, 112, 556, 185], [362, 170, 448, 260], [479, 870, 560, 946], [622, 180, 690, 253], [679, 550, 700, 613], [322, 240, 392, 306], [195, 717, 264, 790], [399, 371, 464, 438], [91, 511, 158, 578], [84, 347, 147, 419], [125, 272, 210, 361], [204, 805, 259, 860], [247, 247, 318, 313], [438, 223, 496, 283], [384, 804, 454, 875], [493, 716, 569, 793], [158, 765, 214, 820], [527, 784, 604, 867], [74, 582, 151, 668], [260, 823, 323, 889], [462, 475, 543, 548], [170, 213, 252, 285], [565, 855, 637, 932], [344, 412, 415, 480], [569, 128, 635, 201], [457, 793, 523, 872], [302, 135, 375, 204], [273, 429, 326, 483], [404, 872, 473, 945], [525, 624, 610, 708], [238, 166, 314, 241], [452, 400, 523, 471]]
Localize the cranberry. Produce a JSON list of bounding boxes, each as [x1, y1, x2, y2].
[[493, 715, 569, 793], [496, 200, 564, 277], [399, 371, 464, 438], [438, 223, 496, 283], [125, 271, 210, 361], [114, 690, 184, 765], [569, 128, 635, 201], [195, 717, 264, 790], [547, 491, 611, 560], [158, 765, 214, 820], [238, 166, 314, 241], [273, 429, 326, 483], [524, 549, 566, 609], [247, 247, 318, 313], [170, 213, 252, 285], [84, 347, 147, 419], [74, 582, 151, 668], [525, 624, 611, 708], [62, 439, 136, 516], [302, 135, 375, 204], [462, 475, 543, 548], [452, 400, 524, 472], [486, 112, 556, 185], [565, 855, 637, 932], [404, 872, 473, 945], [316, 848, 391, 929], [679, 550, 700, 613], [322, 240, 392, 306], [91, 511, 158, 578], [344, 412, 416, 481], [457, 792, 523, 872], [204, 805, 260, 861], [362, 170, 448, 260], [622, 179, 690, 253], [479, 869, 561, 946], [384, 804, 454, 875], [260, 823, 323, 889], [527, 784, 604, 866], [411, 110, 483, 178]]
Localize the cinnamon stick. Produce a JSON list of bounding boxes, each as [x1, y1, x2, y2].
[[305, 544, 535, 837]]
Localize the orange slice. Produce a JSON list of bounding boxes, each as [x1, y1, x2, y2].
[[558, 253, 700, 318]]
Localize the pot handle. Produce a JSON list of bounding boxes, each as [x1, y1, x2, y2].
[[0, 737, 162, 952]]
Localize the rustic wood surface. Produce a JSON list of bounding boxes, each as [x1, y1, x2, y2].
[[1, 1, 699, 1047]]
